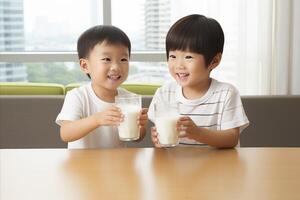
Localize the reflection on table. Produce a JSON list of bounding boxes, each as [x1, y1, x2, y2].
[[1, 147, 300, 200]]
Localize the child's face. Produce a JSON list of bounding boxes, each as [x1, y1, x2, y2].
[[168, 50, 217, 89], [80, 41, 129, 91]]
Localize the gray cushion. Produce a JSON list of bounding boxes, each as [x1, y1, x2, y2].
[[0, 95, 66, 148], [240, 95, 300, 147], [1, 95, 300, 148]]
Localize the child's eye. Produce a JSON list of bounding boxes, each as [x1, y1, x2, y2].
[[121, 58, 128, 62], [101, 58, 111, 62], [185, 55, 193, 59], [169, 55, 176, 59]]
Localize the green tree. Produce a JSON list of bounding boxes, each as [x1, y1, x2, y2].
[[26, 63, 88, 85]]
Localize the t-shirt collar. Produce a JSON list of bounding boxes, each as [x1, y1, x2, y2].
[[88, 82, 115, 105], [175, 78, 217, 105]]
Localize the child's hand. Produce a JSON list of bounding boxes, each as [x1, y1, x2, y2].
[[132, 108, 148, 141], [95, 106, 124, 126], [137, 108, 148, 128], [176, 116, 198, 139], [151, 127, 162, 148]]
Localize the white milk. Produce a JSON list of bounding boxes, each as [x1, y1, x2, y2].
[[155, 114, 180, 146], [118, 105, 140, 141]]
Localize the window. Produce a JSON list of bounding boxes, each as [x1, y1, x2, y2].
[[1, 0, 299, 95]]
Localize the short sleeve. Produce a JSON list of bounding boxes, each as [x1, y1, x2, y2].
[[148, 88, 163, 123], [220, 88, 249, 132], [55, 91, 83, 126]]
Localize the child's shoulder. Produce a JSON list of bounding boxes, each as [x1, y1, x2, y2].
[[212, 79, 239, 94], [67, 83, 90, 94], [65, 83, 91, 100], [157, 80, 178, 93]]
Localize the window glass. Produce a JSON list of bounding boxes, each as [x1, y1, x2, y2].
[[0, 0, 102, 52], [125, 62, 170, 84], [0, 61, 169, 85], [0, 62, 88, 84], [1, 0, 271, 95]]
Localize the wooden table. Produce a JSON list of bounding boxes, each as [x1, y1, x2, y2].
[[1, 148, 300, 200]]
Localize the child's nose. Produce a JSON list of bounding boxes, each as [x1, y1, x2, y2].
[[175, 63, 186, 70], [175, 59, 186, 70], [109, 63, 120, 71]]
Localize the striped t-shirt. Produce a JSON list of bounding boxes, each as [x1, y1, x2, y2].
[[148, 78, 249, 146]]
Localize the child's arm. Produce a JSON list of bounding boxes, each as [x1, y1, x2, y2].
[[60, 106, 123, 142], [177, 116, 239, 148]]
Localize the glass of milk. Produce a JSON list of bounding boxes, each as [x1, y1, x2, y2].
[[154, 102, 180, 147], [115, 94, 142, 141]]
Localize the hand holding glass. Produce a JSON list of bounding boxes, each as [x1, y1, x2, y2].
[[154, 102, 180, 147], [115, 95, 142, 141]]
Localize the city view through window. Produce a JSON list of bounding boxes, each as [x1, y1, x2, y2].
[[1, 0, 265, 94]]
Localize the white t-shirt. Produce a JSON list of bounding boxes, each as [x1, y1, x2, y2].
[[56, 83, 134, 149], [148, 79, 249, 146]]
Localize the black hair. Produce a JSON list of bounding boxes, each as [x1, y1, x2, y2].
[[77, 25, 131, 78], [166, 14, 224, 67]]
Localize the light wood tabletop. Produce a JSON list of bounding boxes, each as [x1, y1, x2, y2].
[[1, 148, 300, 200]]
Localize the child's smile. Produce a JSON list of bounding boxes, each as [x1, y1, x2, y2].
[[176, 72, 190, 82], [107, 73, 122, 81]]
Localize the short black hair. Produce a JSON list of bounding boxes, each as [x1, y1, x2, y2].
[[166, 14, 224, 66], [77, 25, 131, 59]]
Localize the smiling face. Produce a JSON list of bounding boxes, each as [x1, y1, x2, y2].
[[168, 50, 221, 96], [80, 41, 129, 95]]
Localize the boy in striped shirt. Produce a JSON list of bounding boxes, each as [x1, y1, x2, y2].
[[149, 14, 249, 148]]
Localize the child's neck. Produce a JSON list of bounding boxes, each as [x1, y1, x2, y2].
[[91, 83, 117, 103], [182, 78, 212, 100]]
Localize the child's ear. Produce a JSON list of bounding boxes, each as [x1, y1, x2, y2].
[[208, 53, 222, 71], [79, 58, 89, 74]]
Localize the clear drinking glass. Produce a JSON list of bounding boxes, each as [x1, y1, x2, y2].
[[115, 94, 142, 141], [154, 102, 180, 147]]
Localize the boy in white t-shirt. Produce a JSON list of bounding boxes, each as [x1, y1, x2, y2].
[[149, 14, 249, 148], [56, 25, 148, 149]]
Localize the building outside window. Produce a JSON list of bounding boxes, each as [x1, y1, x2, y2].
[[0, 0, 26, 82]]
